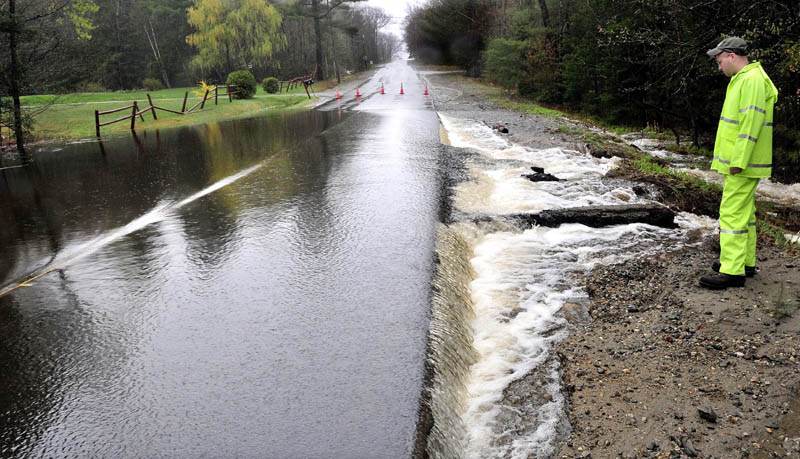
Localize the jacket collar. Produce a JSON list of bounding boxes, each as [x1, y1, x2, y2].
[[731, 62, 760, 82]]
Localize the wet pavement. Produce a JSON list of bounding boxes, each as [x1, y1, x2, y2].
[[1, 60, 442, 458]]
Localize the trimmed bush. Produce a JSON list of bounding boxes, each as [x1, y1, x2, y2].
[[142, 77, 164, 91], [226, 70, 257, 99], [262, 77, 279, 94]]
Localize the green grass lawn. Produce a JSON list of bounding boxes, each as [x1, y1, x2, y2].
[[20, 84, 316, 141], [21, 83, 313, 106]]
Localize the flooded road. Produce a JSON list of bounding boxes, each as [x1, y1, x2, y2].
[[1, 61, 442, 457]]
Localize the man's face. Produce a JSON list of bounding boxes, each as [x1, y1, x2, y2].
[[715, 52, 735, 77]]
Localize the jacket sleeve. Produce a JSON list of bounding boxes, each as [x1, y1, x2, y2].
[[732, 77, 766, 169]]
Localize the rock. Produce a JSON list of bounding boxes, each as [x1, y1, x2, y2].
[[521, 170, 561, 182], [585, 141, 635, 159], [509, 203, 677, 229], [680, 436, 698, 457], [698, 406, 718, 423], [489, 123, 509, 133]]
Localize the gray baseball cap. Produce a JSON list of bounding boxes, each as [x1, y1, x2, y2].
[[707, 37, 748, 57]]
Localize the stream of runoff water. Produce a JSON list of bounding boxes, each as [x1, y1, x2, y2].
[[424, 114, 718, 458]]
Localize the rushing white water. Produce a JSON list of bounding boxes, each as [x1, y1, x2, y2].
[[681, 168, 800, 208], [434, 114, 717, 459], [625, 134, 800, 208]]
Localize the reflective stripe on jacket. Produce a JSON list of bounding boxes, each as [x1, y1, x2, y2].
[[712, 62, 778, 178]]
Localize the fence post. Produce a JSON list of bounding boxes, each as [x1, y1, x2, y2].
[[182, 91, 188, 113], [147, 94, 157, 120], [200, 89, 210, 109], [228, 85, 232, 103], [215, 86, 218, 105], [95, 110, 101, 137], [131, 102, 138, 130]]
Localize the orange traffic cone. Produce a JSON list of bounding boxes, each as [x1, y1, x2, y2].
[[424, 83, 428, 95], [400, 83, 404, 95], [336, 89, 341, 99], [356, 88, 360, 97], [381, 83, 385, 94]]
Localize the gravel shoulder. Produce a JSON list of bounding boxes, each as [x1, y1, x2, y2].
[[423, 69, 800, 459]]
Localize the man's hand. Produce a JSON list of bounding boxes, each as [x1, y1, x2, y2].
[[730, 167, 743, 175]]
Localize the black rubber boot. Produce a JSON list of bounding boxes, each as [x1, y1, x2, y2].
[[712, 261, 756, 277], [699, 273, 746, 290]]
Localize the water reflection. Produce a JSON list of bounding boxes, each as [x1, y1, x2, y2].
[[1, 105, 442, 457], [0, 111, 337, 287]]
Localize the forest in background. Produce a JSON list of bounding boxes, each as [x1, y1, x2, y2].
[[1, 0, 399, 93], [1, 0, 400, 157], [404, 0, 800, 181]]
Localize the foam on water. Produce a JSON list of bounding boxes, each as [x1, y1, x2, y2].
[[680, 168, 800, 208], [439, 114, 636, 216], [434, 114, 716, 458], [623, 133, 800, 209], [465, 223, 681, 458]]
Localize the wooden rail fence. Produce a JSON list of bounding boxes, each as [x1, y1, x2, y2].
[[279, 72, 315, 98], [95, 85, 240, 137]]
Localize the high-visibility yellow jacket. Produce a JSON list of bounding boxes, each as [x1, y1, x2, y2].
[[712, 62, 778, 178]]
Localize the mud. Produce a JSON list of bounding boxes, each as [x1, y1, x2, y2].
[[423, 69, 800, 459]]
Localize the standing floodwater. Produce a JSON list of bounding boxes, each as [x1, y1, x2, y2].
[[0, 65, 444, 458]]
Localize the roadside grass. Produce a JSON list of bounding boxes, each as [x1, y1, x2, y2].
[[18, 72, 363, 142], [666, 142, 713, 158], [29, 94, 311, 141], [631, 155, 721, 194], [467, 77, 635, 135], [558, 125, 629, 147], [19, 83, 316, 141], [628, 154, 799, 254], [21, 84, 313, 107], [490, 97, 567, 118]]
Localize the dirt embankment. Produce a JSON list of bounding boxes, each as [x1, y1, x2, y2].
[[558, 243, 800, 459], [424, 70, 800, 459]]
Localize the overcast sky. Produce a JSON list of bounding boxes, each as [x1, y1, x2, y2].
[[365, 0, 417, 38]]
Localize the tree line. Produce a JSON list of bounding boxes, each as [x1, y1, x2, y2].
[[1, 0, 400, 158], [405, 0, 800, 183]]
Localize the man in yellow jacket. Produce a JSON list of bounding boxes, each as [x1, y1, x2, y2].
[[700, 37, 778, 289]]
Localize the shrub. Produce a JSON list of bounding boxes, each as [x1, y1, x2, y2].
[[142, 78, 163, 91], [226, 70, 257, 99], [81, 82, 107, 93], [262, 77, 279, 94]]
